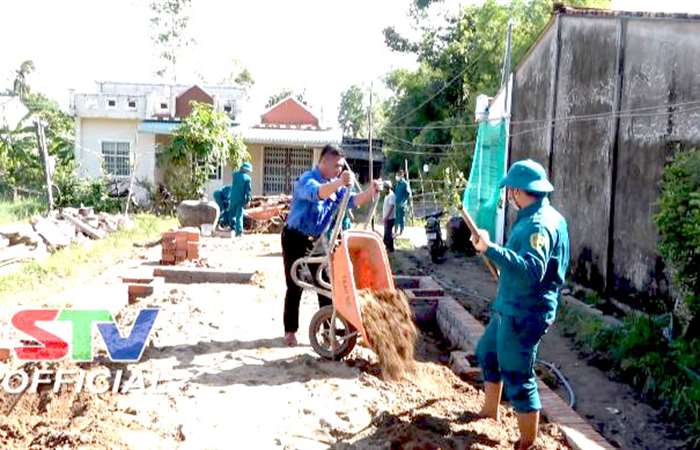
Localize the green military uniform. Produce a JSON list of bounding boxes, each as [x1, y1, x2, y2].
[[476, 159, 570, 413], [213, 185, 232, 228], [229, 162, 253, 237], [394, 177, 410, 234]]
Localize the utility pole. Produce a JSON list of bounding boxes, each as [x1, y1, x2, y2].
[[34, 118, 53, 213], [368, 83, 375, 230]]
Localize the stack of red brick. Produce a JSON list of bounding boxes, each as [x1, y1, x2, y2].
[[161, 227, 200, 265]]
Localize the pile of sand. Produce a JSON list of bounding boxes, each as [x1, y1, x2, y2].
[[358, 289, 418, 381]]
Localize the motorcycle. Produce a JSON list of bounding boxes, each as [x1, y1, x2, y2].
[[425, 211, 448, 263]]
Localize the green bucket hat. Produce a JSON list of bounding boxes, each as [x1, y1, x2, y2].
[[498, 159, 553, 193], [241, 162, 253, 172]]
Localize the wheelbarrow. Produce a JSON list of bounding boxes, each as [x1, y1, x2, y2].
[[290, 178, 394, 360]]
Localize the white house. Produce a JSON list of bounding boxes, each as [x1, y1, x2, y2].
[[242, 97, 341, 196], [70, 81, 245, 201], [71, 83, 341, 201]]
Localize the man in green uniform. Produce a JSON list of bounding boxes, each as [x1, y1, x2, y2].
[[393, 169, 411, 236], [471, 159, 570, 450], [229, 162, 253, 237], [213, 185, 232, 228]]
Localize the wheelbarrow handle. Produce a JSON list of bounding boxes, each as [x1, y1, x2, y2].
[[290, 258, 333, 298], [364, 190, 381, 230]]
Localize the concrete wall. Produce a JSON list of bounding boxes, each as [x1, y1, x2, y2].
[[511, 20, 559, 168], [611, 19, 700, 296], [77, 118, 155, 201], [550, 16, 620, 289], [509, 13, 700, 298]]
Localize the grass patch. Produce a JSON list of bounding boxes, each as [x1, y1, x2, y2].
[[0, 213, 176, 304], [0, 198, 45, 225], [395, 238, 415, 251]]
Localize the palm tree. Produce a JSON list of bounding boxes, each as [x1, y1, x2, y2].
[[13, 60, 35, 103]]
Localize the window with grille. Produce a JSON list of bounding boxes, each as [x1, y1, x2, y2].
[[101, 141, 131, 176], [263, 146, 313, 195]]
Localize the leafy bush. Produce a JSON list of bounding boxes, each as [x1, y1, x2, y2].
[[563, 309, 700, 446], [159, 102, 248, 203], [655, 148, 700, 318], [53, 166, 122, 213]]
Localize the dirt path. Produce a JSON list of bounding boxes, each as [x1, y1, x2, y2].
[[1, 233, 572, 449], [391, 242, 686, 450]]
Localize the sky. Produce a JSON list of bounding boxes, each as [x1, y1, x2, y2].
[[2, 0, 700, 126]]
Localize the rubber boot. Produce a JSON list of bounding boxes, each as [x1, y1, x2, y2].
[[516, 411, 539, 450], [479, 381, 503, 420]]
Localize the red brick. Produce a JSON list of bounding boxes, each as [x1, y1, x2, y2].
[[162, 231, 177, 240], [128, 284, 154, 297]]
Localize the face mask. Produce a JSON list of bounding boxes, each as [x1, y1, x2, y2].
[[395, 175, 400, 181], [508, 191, 520, 210]]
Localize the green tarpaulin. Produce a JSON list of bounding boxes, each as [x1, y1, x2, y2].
[[462, 120, 507, 240]]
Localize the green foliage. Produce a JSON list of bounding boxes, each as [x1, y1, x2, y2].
[[0, 197, 44, 225], [380, 0, 610, 188], [559, 304, 700, 445], [53, 166, 123, 213], [265, 89, 307, 108], [160, 102, 248, 203], [0, 88, 75, 195], [655, 148, 700, 317], [338, 85, 366, 138], [12, 60, 35, 102]]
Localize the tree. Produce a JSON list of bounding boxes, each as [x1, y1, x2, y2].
[[160, 102, 248, 202], [338, 85, 366, 138], [266, 90, 307, 108], [1, 61, 75, 197], [218, 58, 255, 91], [380, 0, 610, 176], [149, 0, 195, 82], [12, 60, 35, 102]]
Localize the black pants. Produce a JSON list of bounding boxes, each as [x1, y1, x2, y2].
[[383, 219, 395, 252], [281, 226, 332, 333]]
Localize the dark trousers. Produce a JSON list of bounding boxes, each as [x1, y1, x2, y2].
[[383, 219, 395, 252], [281, 226, 332, 333]]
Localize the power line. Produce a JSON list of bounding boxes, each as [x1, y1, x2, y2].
[[389, 65, 471, 125], [383, 98, 700, 132]]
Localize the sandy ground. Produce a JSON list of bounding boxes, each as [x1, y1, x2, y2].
[[390, 229, 687, 450], [1, 233, 570, 449]]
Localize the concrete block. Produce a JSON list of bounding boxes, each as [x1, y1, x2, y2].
[[153, 267, 255, 284], [393, 276, 421, 289]]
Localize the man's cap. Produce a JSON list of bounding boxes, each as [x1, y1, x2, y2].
[[241, 162, 253, 172], [498, 159, 553, 193]]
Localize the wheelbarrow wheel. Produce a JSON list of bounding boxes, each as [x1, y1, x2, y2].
[[309, 306, 357, 360]]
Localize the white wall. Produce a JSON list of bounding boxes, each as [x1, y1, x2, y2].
[[76, 118, 155, 201]]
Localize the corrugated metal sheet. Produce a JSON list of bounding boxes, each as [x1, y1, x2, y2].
[[137, 121, 181, 135], [243, 126, 341, 146]]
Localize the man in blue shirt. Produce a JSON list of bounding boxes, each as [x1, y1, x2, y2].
[[470, 159, 570, 450], [282, 144, 381, 346]]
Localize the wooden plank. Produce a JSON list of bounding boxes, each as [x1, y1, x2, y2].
[[62, 214, 107, 240]]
